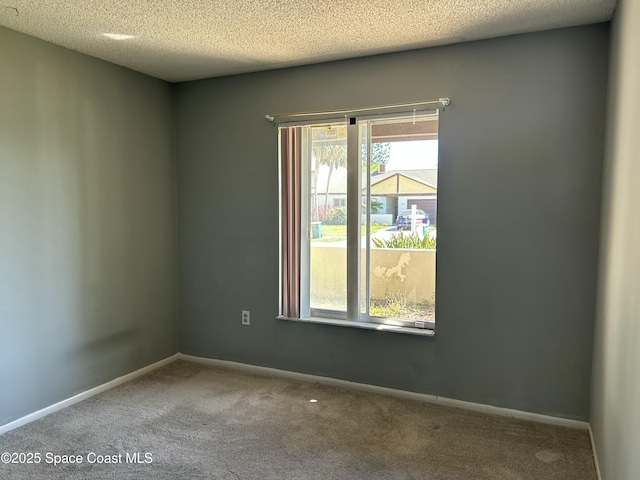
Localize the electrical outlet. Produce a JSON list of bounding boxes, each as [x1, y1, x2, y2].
[[242, 310, 250, 326]]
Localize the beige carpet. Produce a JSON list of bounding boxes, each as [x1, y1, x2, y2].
[[0, 360, 597, 479]]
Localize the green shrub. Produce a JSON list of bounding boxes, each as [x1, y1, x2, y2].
[[324, 206, 347, 225], [372, 231, 436, 249]]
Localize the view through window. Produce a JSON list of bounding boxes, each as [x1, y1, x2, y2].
[[283, 112, 438, 330]]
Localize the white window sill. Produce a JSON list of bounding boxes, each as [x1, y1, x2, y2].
[[277, 316, 435, 337]]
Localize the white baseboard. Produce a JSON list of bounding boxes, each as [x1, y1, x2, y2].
[[0, 352, 590, 437], [0, 354, 180, 435], [178, 354, 589, 431], [589, 425, 603, 480]]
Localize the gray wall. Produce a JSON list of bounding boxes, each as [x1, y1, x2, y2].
[[176, 25, 609, 420], [0, 28, 178, 425], [591, 1, 640, 478]]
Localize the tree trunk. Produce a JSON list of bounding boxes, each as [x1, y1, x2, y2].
[[324, 161, 335, 212]]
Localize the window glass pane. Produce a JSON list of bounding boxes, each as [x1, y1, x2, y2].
[[360, 116, 438, 324], [309, 125, 348, 313], [359, 123, 369, 315]]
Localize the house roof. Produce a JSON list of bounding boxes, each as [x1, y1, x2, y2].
[[371, 169, 437, 189], [315, 168, 437, 195]]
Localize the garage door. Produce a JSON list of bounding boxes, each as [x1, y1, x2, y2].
[[407, 198, 437, 225]]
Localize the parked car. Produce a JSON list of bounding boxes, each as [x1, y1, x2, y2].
[[396, 209, 428, 231]]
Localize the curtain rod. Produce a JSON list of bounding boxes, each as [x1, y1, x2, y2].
[[265, 98, 450, 123]]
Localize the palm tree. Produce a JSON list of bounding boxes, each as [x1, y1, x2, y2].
[[313, 144, 347, 212]]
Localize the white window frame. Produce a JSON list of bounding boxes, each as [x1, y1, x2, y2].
[[276, 104, 445, 337]]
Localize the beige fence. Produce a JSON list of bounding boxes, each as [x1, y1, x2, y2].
[[309, 246, 435, 304]]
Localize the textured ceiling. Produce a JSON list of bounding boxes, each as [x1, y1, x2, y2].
[[0, 0, 616, 83]]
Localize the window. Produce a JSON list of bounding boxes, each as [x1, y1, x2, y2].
[[278, 108, 440, 335]]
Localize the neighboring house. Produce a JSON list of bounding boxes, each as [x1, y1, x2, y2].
[[313, 167, 439, 225], [368, 168, 438, 225], [312, 166, 348, 213]]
